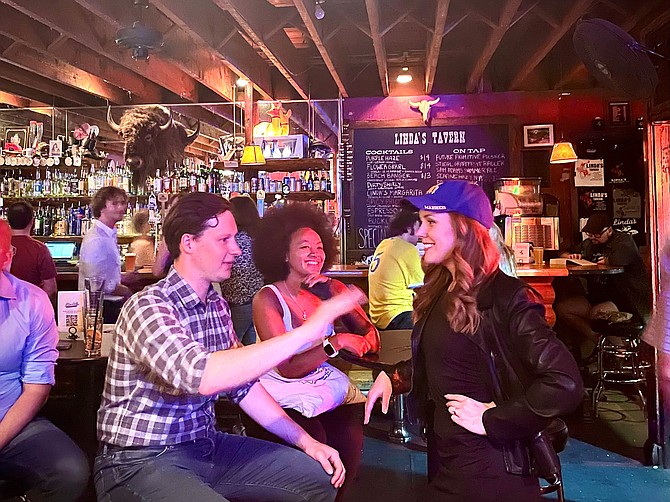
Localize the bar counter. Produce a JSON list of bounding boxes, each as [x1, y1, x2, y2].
[[324, 264, 574, 326], [57, 264, 622, 328]]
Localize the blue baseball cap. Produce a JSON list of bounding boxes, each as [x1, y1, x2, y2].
[[404, 180, 493, 229]]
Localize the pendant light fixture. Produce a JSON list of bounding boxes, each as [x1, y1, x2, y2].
[[240, 145, 265, 166], [550, 92, 578, 164]]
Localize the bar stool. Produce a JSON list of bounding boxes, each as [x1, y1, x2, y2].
[[536, 418, 568, 502], [590, 316, 647, 418]]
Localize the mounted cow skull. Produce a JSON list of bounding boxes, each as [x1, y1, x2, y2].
[[409, 97, 440, 125]]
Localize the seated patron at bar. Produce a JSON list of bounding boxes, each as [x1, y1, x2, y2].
[[368, 206, 423, 330], [7, 201, 57, 299], [0, 220, 89, 501], [555, 211, 651, 354], [94, 192, 363, 501], [78, 186, 133, 299], [250, 202, 380, 500]]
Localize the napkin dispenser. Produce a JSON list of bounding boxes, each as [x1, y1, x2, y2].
[[512, 243, 532, 264]]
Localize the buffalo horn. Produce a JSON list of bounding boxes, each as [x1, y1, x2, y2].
[[107, 106, 121, 132], [159, 107, 173, 131], [185, 120, 200, 145]]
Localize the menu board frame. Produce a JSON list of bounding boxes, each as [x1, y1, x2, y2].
[[344, 117, 519, 261]]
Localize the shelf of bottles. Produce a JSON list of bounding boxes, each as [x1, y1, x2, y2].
[[0, 154, 337, 239]]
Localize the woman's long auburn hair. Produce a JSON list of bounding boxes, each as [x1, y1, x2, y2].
[[413, 212, 501, 335]]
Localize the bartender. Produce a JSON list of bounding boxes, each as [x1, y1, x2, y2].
[[78, 186, 133, 321]]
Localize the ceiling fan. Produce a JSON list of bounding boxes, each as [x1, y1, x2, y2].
[[115, 0, 164, 61], [573, 18, 666, 100]]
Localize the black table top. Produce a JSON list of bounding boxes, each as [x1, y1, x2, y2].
[[340, 329, 412, 372]]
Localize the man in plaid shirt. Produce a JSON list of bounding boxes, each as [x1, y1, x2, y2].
[[94, 192, 363, 502]]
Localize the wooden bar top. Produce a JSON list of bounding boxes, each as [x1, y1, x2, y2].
[[516, 264, 570, 277], [324, 264, 369, 278]]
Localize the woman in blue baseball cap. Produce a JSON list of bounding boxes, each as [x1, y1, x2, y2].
[[364, 180, 583, 501]]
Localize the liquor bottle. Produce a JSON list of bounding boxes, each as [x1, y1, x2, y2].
[[33, 168, 43, 196], [153, 169, 162, 194], [307, 171, 314, 191], [197, 168, 207, 193], [178, 165, 188, 192], [162, 168, 172, 194], [189, 167, 197, 192], [33, 204, 43, 236]]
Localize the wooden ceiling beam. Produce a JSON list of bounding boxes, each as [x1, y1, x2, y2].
[[71, 0, 235, 102], [0, 90, 48, 108], [292, 0, 349, 98], [425, 0, 451, 94], [3, 0, 198, 102], [0, 4, 162, 103], [215, 0, 337, 138], [0, 42, 129, 104], [332, 9, 371, 38], [466, 0, 522, 93], [0, 78, 76, 107], [0, 61, 105, 106], [640, 4, 670, 43], [509, 0, 594, 90], [532, 7, 559, 29], [214, 0, 310, 100], [509, 1, 540, 30], [149, 0, 273, 100], [381, 8, 415, 37], [469, 11, 496, 30], [554, 0, 660, 89], [365, 0, 389, 96]]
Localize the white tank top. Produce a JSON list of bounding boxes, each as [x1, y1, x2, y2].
[[262, 284, 334, 336]]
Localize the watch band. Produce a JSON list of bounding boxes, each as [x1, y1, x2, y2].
[[323, 338, 339, 358]]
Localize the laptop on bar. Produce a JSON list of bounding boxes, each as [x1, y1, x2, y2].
[[45, 241, 77, 267]]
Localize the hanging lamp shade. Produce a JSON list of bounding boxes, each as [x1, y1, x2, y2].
[[549, 141, 578, 163], [240, 145, 265, 166]]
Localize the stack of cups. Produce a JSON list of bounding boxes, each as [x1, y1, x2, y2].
[[84, 277, 105, 357]]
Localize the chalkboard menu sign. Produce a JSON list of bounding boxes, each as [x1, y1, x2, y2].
[[348, 124, 510, 254]]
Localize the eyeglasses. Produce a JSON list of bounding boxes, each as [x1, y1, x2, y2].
[[586, 227, 610, 239]]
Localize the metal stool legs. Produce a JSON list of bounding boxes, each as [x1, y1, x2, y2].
[[388, 393, 411, 443], [592, 330, 647, 418]]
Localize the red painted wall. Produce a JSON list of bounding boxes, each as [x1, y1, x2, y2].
[[343, 90, 646, 249]]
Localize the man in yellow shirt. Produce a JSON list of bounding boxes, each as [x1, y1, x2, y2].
[[368, 208, 423, 330]]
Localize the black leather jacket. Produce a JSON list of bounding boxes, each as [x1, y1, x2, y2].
[[395, 270, 583, 475]]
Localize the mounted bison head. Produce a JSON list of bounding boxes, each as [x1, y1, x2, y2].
[[107, 105, 199, 187]]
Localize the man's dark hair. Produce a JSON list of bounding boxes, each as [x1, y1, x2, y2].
[[254, 203, 338, 282], [6, 201, 34, 230], [162, 192, 231, 260], [229, 196, 261, 236], [387, 207, 420, 238], [90, 186, 128, 218]]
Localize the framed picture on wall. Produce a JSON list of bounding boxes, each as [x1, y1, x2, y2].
[[3, 128, 28, 152], [523, 124, 554, 147], [609, 101, 631, 126]]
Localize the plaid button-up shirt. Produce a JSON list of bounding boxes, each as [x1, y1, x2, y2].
[[97, 267, 251, 447]]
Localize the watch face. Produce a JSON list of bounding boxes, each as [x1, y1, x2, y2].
[[323, 341, 337, 356]]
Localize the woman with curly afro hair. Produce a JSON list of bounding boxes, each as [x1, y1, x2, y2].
[[249, 202, 380, 501]]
